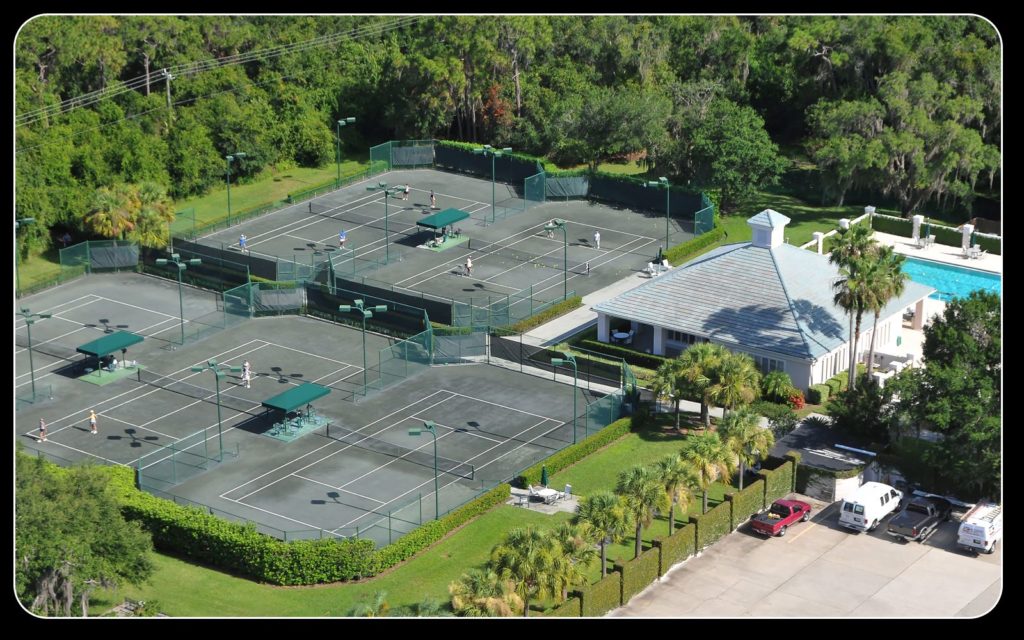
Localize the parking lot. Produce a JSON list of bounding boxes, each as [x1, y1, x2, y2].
[[610, 496, 1001, 618]]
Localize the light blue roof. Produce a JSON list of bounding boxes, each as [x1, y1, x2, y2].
[[592, 242, 934, 360], [747, 209, 791, 229]]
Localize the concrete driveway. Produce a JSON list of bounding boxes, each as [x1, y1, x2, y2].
[[608, 496, 1001, 618]]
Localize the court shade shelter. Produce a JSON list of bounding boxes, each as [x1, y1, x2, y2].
[[75, 330, 144, 371], [261, 382, 331, 414], [416, 208, 470, 236]]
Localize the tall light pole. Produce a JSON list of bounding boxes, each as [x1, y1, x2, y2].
[[473, 144, 513, 224], [365, 182, 403, 263], [336, 117, 355, 187], [18, 307, 52, 403], [645, 176, 670, 252], [409, 420, 439, 520], [190, 359, 242, 462], [225, 152, 247, 226], [155, 253, 202, 345], [15, 217, 36, 296], [551, 353, 578, 445], [544, 218, 568, 300], [338, 299, 387, 395]]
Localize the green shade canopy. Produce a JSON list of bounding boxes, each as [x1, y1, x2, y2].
[[416, 208, 470, 230], [75, 331, 144, 358], [261, 383, 331, 413]]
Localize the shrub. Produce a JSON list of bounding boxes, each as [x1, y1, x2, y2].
[[578, 569, 622, 617], [870, 214, 913, 237], [692, 501, 732, 550], [787, 391, 805, 410], [752, 401, 798, 438], [506, 296, 582, 333], [730, 480, 766, 526], [807, 384, 830, 405], [760, 370, 796, 403], [543, 596, 581, 617], [664, 226, 726, 265], [825, 377, 843, 396], [653, 522, 696, 573], [515, 418, 631, 487], [576, 338, 670, 370], [617, 549, 660, 604], [763, 460, 795, 504]]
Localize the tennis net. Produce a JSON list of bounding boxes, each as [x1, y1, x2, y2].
[[137, 369, 261, 414], [466, 238, 591, 275], [308, 201, 416, 236], [321, 423, 474, 480]]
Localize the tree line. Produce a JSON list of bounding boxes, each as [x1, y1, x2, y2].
[[16, 16, 999, 255]]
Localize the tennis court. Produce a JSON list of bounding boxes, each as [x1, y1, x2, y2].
[[16, 274, 599, 547], [193, 169, 692, 310]]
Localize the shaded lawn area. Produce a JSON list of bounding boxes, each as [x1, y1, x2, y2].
[[92, 505, 571, 617], [17, 249, 63, 291], [172, 160, 366, 227]]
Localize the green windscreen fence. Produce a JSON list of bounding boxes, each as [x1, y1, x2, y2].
[[59, 240, 140, 275], [391, 139, 435, 167], [524, 171, 546, 209], [695, 192, 715, 236]]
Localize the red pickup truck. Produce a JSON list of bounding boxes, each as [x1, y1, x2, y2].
[[750, 499, 812, 537]]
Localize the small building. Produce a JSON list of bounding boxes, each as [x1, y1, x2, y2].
[[768, 420, 872, 503], [592, 210, 934, 392]]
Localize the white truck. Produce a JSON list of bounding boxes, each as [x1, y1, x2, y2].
[[957, 502, 1002, 554]]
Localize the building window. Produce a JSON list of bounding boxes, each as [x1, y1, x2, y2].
[[751, 354, 785, 374], [666, 330, 700, 345]]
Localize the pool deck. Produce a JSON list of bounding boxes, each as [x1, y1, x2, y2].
[[872, 231, 1002, 274]]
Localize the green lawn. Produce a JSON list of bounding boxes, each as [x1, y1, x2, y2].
[[17, 250, 63, 292], [172, 160, 366, 227], [92, 505, 571, 617]]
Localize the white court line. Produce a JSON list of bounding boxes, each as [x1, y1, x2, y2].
[[244, 191, 387, 246], [25, 438, 126, 467], [91, 294, 192, 322], [291, 475, 386, 505], [99, 413, 179, 440], [223, 390, 453, 500], [446, 390, 566, 424], [260, 340, 364, 367]]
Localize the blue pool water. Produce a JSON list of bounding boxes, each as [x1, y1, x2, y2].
[[901, 257, 1002, 302]]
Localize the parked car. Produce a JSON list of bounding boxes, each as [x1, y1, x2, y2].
[[750, 499, 812, 537], [886, 495, 953, 542], [838, 482, 903, 532], [958, 502, 1002, 554]]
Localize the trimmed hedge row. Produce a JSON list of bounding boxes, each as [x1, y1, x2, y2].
[[664, 226, 727, 266], [730, 479, 766, 527], [506, 296, 582, 334], [652, 525, 694, 576], [870, 214, 913, 237], [618, 549, 660, 605], [763, 460, 796, 504], [576, 338, 670, 370], [578, 569, 622, 617], [515, 417, 632, 488], [692, 501, 732, 551], [110, 467, 378, 585], [369, 483, 510, 571], [543, 596, 582, 617], [807, 384, 830, 404]]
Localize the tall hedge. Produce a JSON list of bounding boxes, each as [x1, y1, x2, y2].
[[506, 296, 582, 333], [576, 338, 669, 370], [617, 549, 660, 604], [692, 501, 732, 551], [516, 417, 631, 487], [665, 226, 727, 265], [730, 480, 766, 527], [870, 214, 913, 237], [807, 384, 830, 405], [578, 569, 622, 617], [543, 596, 581, 617], [654, 522, 696, 574], [763, 460, 795, 504]]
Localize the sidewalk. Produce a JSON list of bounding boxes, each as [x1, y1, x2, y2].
[[521, 270, 659, 347]]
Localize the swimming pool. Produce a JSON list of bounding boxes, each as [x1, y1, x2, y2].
[[901, 256, 1002, 302]]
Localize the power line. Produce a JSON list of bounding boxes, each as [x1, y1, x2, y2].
[[16, 15, 424, 127]]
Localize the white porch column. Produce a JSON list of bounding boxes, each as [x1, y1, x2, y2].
[[653, 326, 665, 356], [962, 223, 975, 253], [813, 231, 825, 254], [912, 299, 925, 331], [912, 214, 924, 243], [597, 313, 610, 343]]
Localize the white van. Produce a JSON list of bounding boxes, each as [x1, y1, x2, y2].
[[958, 502, 1002, 554], [838, 482, 903, 532]]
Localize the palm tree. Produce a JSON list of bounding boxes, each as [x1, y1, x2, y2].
[[828, 224, 877, 390], [832, 260, 872, 391], [86, 184, 138, 240], [677, 342, 729, 429], [680, 431, 735, 513], [865, 246, 908, 376], [490, 526, 561, 617], [574, 491, 627, 577], [449, 568, 524, 617], [348, 590, 390, 617], [616, 465, 670, 559], [718, 407, 775, 490], [651, 359, 689, 432], [132, 181, 176, 248], [761, 370, 795, 404], [551, 521, 599, 601], [656, 455, 698, 536], [707, 352, 761, 420]]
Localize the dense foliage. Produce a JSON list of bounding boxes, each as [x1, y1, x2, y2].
[[16, 16, 999, 259]]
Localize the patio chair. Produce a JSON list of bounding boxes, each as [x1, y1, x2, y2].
[[624, 330, 634, 346]]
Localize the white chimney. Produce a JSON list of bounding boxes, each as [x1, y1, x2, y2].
[[747, 210, 791, 249]]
